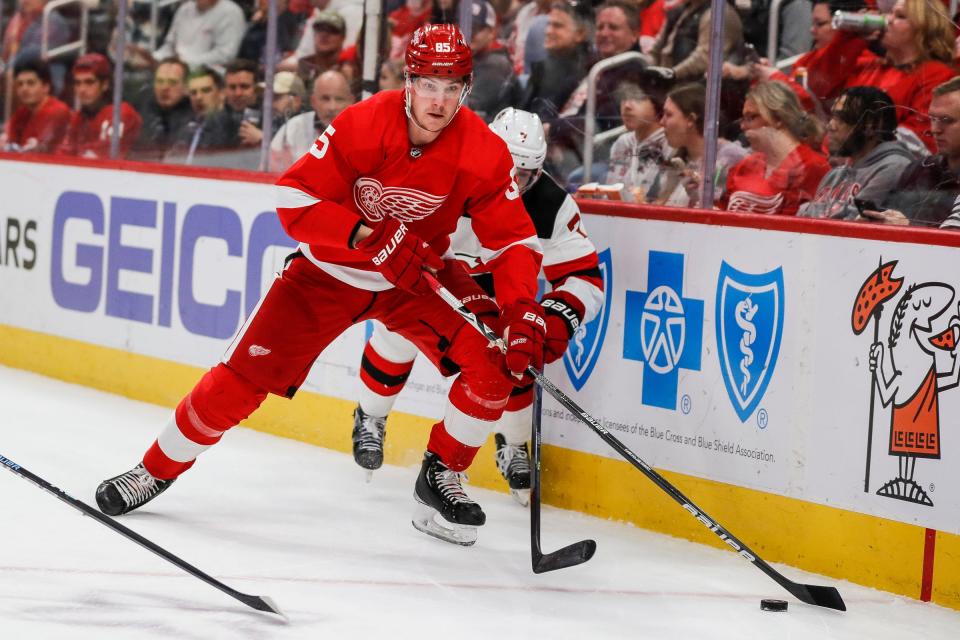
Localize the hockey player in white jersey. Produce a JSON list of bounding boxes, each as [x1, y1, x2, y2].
[[351, 107, 604, 505]]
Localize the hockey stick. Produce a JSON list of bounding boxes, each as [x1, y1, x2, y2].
[[425, 273, 846, 611], [0, 453, 285, 617], [530, 382, 597, 573]]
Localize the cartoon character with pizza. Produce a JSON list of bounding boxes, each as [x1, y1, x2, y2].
[[852, 261, 960, 506]]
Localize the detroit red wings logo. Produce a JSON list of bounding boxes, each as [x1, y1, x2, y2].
[[353, 177, 448, 222]]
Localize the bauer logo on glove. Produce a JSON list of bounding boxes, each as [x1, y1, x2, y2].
[[371, 222, 409, 266]]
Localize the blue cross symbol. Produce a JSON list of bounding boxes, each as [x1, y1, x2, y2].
[[623, 251, 703, 410]]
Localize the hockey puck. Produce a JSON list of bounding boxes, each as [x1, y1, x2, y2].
[[760, 599, 788, 612]]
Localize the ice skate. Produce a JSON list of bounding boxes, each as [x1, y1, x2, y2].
[[95, 463, 176, 516], [412, 451, 485, 546], [495, 433, 531, 506], [352, 405, 387, 482]]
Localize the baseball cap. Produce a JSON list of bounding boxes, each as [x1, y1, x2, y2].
[[73, 53, 111, 80], [273, 71, 306, 98], [472, 0, 496, 32], [312, 10, 346, 34]]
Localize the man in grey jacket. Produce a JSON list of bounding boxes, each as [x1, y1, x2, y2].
[[798, 86, 916, 220]]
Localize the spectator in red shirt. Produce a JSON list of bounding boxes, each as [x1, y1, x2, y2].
[[805, 0, 956, 154], [1, 58, 70, 153], [58, 54, 143, 159], [723, 81, 830, 215]]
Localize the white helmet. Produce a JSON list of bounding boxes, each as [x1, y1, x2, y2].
[[489, 107, 547, 172]]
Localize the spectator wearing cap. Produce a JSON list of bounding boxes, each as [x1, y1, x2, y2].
[[273, 71, 308, 125], [516, 1, 590, 122], [269, 68, 355, 171], [58, 54, 142, 159], [240, 0, 302, 64], [133, 59, 194, 161], [292, 0, 365, 58], [1, 0, 70, 95], [292, 10, 350, 86], [1, 58, 70, 153], [152, 0, 246, 73], [466, 1, 514, 122]]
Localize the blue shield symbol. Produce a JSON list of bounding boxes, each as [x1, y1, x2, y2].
[[563, 248, 613, 391], [715, 262, 785, 423]]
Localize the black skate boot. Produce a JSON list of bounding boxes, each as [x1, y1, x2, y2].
[[352, 405, 387, 481], [96, 463, 176, 516], [412, 451, 485, 546], [495, 433, 531, 506]]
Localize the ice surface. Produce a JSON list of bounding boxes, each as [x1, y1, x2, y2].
[[1, 365, 958, 639]]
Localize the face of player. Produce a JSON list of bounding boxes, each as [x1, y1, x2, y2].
[[188, 75, 222, 116], [595, 8, 634, 59], [154, 63, 186, 109], [311, 73, 354, 124], [515, 168, 538, 192], [620, 97, 658, 139], [73, 71, 107, 109], [15, 71, 49, 109], [407, 75, 466, 134], [881, 0, 916, 56], [224, 71, 257, 112], [810, 3, 834, 50], [544, 8, 583, 53], [928, 92, 960, 160], [660, 97, 696, 149]]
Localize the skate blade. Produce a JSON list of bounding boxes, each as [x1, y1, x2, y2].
[[510, 488, 530, 507], [411, 503, 478, 546]]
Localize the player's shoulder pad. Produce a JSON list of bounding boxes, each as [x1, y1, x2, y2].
[[522, 171, 569, 239]]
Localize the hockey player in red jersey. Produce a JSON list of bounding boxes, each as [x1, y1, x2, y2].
[[95, 24, 546, 546], [351, 107, 604, 505]]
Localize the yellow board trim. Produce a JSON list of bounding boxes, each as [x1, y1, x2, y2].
[[2, 323, 957, 610]]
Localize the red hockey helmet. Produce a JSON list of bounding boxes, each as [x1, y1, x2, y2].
[[404, 23, 473, 79]]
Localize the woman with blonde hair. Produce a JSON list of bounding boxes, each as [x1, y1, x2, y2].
[[722, 81, 830, 215], [805, 0, 955, 153]]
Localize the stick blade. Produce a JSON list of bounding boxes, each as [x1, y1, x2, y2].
[[790, 583, 846, 611], [236, 593, 287, 618], [533, 539, 597, 574]]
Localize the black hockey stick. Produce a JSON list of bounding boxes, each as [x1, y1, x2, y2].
[[425, 273, 846, 611], [530, 382, 596, 573], [0, 453, 284, 617]]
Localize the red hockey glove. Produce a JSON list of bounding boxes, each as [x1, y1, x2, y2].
[[357, 218, 443, 295], [540, 291, 586, 363], [436, 260, 501, 328], [500, 298, 546, 381]]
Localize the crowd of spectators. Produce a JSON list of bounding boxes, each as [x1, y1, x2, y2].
[[3, 0, 960, 229]]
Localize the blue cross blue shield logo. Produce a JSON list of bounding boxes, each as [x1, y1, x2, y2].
[[563, 249, 613, 391], [623, 251, 703, 410], [715, 262, 785, 423]]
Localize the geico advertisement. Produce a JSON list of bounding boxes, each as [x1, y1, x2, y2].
[[0, 159, 450, 414], [543, 215, 960, 534]]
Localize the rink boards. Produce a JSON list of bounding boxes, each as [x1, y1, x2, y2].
[[1, 155, 959, 609]]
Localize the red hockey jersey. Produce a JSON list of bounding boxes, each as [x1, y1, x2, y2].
[[57, 102, 142, 159], [4, 96, 71, 152], [723, 145, 830, 216], [275, 90, 543, 307]]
